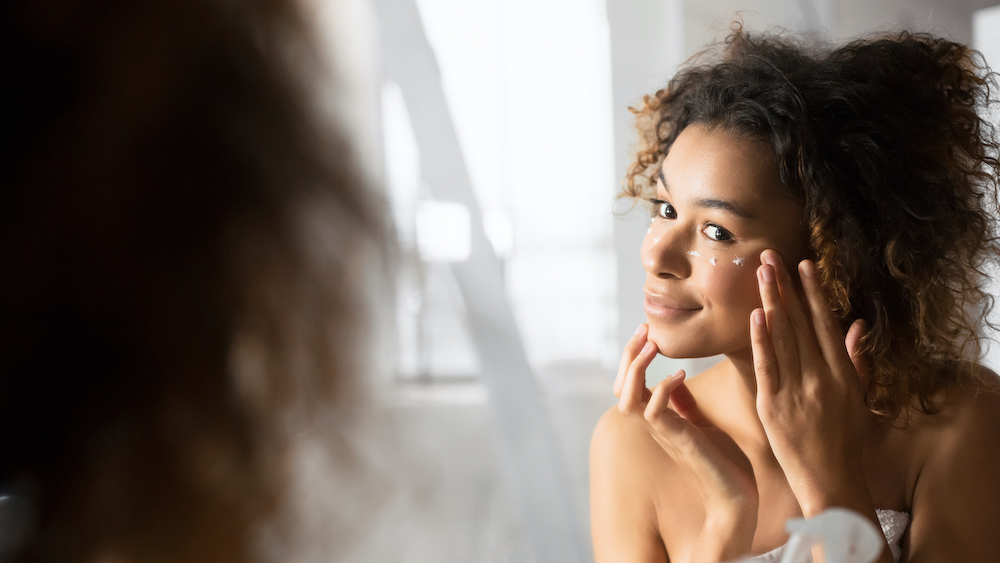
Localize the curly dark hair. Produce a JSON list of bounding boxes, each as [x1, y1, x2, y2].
[[625, 25, 1000, 419]]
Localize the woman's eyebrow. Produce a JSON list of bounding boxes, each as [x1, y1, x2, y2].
[[658, 168, 757, 220], [696, 197, 756, 219]]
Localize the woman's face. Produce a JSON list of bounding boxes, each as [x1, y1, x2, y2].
[[642, 124, 809, 360]]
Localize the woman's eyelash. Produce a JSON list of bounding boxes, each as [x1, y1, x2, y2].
[[649, 199, 737, 242], [649, 198, 676, 219], [703, 223, 735, 242]]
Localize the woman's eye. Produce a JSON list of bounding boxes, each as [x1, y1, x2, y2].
[[703, 224, 734, 242], [650, 199, 676, 219]]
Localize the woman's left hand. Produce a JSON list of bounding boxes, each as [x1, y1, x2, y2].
[[750, 249, 875, 518]]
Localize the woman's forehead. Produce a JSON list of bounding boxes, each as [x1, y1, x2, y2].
[[659, 124, 788, 212]]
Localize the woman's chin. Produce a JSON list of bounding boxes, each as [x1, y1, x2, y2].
[[646, 324, 721, 359]]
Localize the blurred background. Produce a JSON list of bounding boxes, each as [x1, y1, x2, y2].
[[318, 0, 1000, 561]]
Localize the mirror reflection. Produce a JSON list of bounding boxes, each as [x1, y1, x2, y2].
[[5, 0, 1000, 562]]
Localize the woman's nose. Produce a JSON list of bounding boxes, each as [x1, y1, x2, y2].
[[641, 223, 692, 279]]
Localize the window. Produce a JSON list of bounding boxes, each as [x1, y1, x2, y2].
[[383, 0, 618, 393]]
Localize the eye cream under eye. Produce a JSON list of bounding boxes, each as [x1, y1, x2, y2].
[[732, 256, 746, 266]]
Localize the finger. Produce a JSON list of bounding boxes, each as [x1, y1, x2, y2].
[[647, 373, 746, 485], [665, 376, 709, 425], [614, 324, 648, 398], [750, 307, 780, 397], [618, 339, 658, 415], [760, 250, 824, 365], [643, 370, 689, 436], [845, 318, 869, 388], [757, 260, 801, 386], [798, 259, 855, 379], [645, 370, 686, 418]]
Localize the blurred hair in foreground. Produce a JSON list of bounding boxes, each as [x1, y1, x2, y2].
[[0, 0, 391, 561]]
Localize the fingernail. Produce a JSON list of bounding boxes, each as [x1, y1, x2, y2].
[[641, 341, 655, 354], [760, 264, 775, 283], [670, 369, 686, 380], [800, 260, 816, 278], [760, 249, 782, 267], [634, 324, 645, 336], [753, 308, 765, 326]]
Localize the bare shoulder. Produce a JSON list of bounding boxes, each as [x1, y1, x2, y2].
[[591, 403, 665, 465], [590, 361, 733, 487], [904, 372, 1000, 562], [590, 365, 734, 563], [951, 368, 1000, 424], [590, 406, 670, 563], [908, 373, 1000, 453], [590, 404, 710, 563], [590, 360, 734, 477]]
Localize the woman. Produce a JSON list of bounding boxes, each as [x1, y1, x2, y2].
[[0, 0, 388, 561], [590, 27, 1000, 563]]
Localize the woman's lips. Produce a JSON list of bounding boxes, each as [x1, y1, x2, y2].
[[643, 295, 702, 320]]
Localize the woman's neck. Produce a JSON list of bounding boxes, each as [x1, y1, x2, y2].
[[715, 349, 772, 456]]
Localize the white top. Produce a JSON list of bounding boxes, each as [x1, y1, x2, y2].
[[744, 509, 910, 563]]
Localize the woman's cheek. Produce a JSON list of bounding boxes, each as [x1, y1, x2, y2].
[[699, 257, 761, 315]]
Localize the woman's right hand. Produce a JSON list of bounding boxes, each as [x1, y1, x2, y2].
[[615, 323, 759, 562]]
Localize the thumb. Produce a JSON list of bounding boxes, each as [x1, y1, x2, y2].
[[845, 318, 869, 388], [667, 375, 710, 426]]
